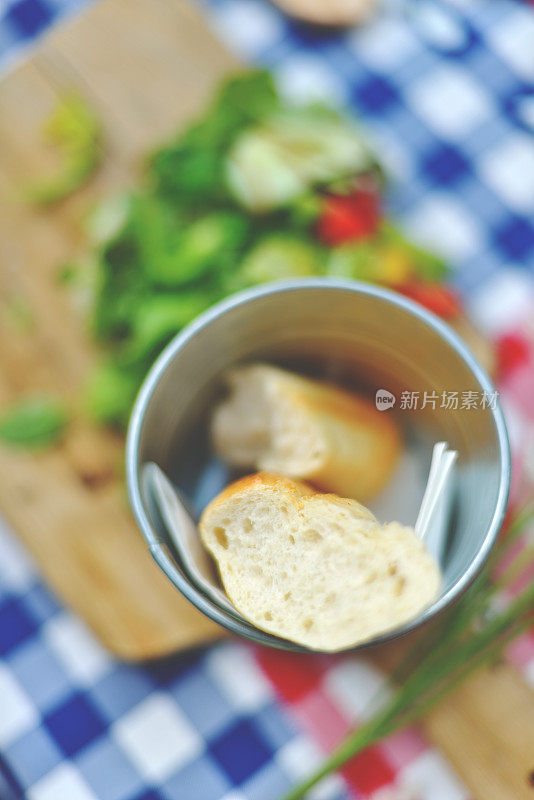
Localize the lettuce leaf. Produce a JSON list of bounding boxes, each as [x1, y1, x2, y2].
[[151, 71, 278, 203]]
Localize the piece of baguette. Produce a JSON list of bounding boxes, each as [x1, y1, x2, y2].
[[212, 363, 400, 501], [199, 473, 441, 651]]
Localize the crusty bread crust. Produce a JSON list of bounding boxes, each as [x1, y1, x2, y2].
[[212, 364, 400, 501], [209, 471, 316, 503], [200, 472, 441, 651]]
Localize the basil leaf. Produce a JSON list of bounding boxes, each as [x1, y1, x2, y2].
[[0, 398, 68, 449]]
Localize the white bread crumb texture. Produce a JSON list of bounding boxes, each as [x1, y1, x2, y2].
[[212, 363, 401, 501], [199, 473, 441, 652]]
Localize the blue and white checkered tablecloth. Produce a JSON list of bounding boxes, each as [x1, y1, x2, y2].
[[1, 0, 534, 799], [0, 0, 93, 73], [0, 518, 330, 800], [198, 0, 534, 298]]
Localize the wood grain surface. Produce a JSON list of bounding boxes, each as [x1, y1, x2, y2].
[[0, 1, 532, 796], [0, 0, 238, 660]]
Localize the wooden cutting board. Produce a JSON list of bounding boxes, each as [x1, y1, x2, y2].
[[0, 0, 238, 661], [0, 2, 533, 797]]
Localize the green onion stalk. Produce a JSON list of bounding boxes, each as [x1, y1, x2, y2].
[[279, 504, 534, 800]]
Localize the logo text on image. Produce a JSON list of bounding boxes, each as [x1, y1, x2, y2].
[[375, 389, 396, 411]]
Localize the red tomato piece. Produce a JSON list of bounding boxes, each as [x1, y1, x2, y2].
[[317, 189, 380, 246], [395, 281, 461, 319]]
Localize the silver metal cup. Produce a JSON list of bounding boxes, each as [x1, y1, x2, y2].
[[127, 279, 510, 652]]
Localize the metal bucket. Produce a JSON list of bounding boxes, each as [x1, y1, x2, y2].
[[127, 279, 510, 652]]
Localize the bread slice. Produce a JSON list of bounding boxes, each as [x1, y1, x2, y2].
[[199, 473, 441, 651], [211, 363, 400, 501]]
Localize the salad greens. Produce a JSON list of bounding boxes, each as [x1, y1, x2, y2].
[[53, 70, 447, 429], [238, 234, 323, 286], [151, 71, 279, 204], [225, 105, 379, 212], [326, 222, 447, 283]]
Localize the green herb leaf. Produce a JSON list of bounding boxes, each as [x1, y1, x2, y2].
[[26, 92, 101, 206], [0, 398, 68, 449], [122, 292, 213, 363], [151, 71, 278, 203], [132, 197, 249, 288], [85, 363, 141, 428], [92, 236, 145, 341], [237, 234, 323, 287]]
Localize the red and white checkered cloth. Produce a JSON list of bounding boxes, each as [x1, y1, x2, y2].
[[247, 267, 534, 800], [1, 271, 532, 800]]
